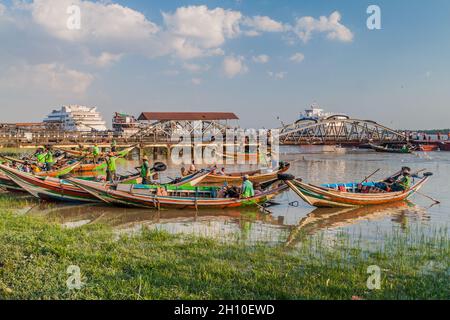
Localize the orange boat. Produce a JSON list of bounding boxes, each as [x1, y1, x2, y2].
[[417, 144, 438, 152], [281, 172, 432, 208]]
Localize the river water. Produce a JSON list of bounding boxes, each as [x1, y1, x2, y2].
[[2, 147, 449, 247]]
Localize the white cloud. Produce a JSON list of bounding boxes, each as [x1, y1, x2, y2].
[[31, 0, 159, 43], [252, 54, 269, 64], [290, 52, 304, 63], [163, 5, 242, 59], [0, 3, 6, 16], [268, 71, 286, 80], [294, 11, 353, 43], [1, 63, 94, 94], [182, 62, 210, 73], [87, 52, 123, 67], [243, 16, 285, 33], [191, 78, 202, 85], [222, 55, 248, 78]]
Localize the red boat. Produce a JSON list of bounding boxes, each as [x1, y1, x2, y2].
[[417, 144, 438, 152], [439, 142, 450, 151]]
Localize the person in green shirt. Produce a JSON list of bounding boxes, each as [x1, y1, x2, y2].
[[241, 175, 255, 198], [92, 144, 100, 164], [44, 148, 54, 171], [105, 153, 117, 182], [35, 148, 46, 164], [392, 167, 412, 192], [138, 156, 151, 184]]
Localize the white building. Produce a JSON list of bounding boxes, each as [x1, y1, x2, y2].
[[44, 105, 108, 132]]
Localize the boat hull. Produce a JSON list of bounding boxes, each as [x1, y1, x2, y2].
[[68, 178, 288, 209], [200, 165, 290, 186], [285, 177, 429, 208]]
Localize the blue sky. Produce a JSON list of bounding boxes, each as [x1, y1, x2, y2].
[[0, 0, 449, 129]]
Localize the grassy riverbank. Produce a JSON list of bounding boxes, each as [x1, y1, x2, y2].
[[0, 197, 448, 300]]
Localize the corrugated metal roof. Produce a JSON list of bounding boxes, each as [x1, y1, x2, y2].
[[138, 112, 239, 121]]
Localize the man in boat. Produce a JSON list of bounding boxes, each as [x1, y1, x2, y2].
[[391, 167, 412, 192], [92, 144, 100, 164], [181, 167, 189, 177], [241, 175, 255, 198], [188, 161, 197, 174], [111, 139, 117, 152], [217, 167, 226, 176], [44, 147, 54, 171], [139, 156, 151, 185], [105, 152, 117, 182]]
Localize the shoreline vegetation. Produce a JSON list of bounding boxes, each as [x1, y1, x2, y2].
[[0, 194, 448, 300]]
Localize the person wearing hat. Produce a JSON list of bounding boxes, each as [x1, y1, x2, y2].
[[241, 175, 255, 198], [391, 167, 412, 192], [105, 152, 117, 182], [138, 156, 151, 184]]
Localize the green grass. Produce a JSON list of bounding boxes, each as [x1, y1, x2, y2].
[[0, 196, 448, 300]]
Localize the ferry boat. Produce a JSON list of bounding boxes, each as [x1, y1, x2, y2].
[[44, 105, 107, 132], [298, 104, 348, 122]]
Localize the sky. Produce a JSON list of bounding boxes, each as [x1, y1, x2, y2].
[[0, 0, 449, 130]]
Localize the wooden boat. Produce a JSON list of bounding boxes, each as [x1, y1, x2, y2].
[[0, 165, 210, 203], [369, 143, 412, 154], [74, 146, 136, 172], [200, 163, 290, 186], [34, 161, 82, 177], [0, 171, 26, 192], [438, 142, 450, 151], [67, 178, 288, 210], [0, 164, 100, 202], [417, 144, 438, 152], [59, 145, 136, 158], [281, 173, 432, 208]]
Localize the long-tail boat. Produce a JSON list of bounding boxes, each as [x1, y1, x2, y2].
[[438, 142, 450, 151], [0, 164, 210, 203], [417, 144, 438, 152], [0, 171, 26, 192], [280, 172, 432, 208], [67, 178, 288, 210], [59, 145, 137, 158], [200, 162, 290, 186], [0, 164, 100, 202], [74, 145, 136, 172], [369, 143, 412, 154]]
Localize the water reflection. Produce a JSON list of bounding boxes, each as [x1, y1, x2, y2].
[[11, 196, 429, 245], [1, 148, 449, 245]]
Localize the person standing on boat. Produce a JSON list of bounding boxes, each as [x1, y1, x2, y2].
[[105, 152, 117, 182], [111, 139, 117, 153], [139, 156, 151, 184], [44, 147, 54, 171], [35, 148, 46, 165], [241, 175, 255, 198], [92, 144, 100, 164]]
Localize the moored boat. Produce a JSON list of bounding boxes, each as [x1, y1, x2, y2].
[[280, 172, 432, 208], [417, 144, 439, 152], [0, 164, 210, 203], [200, 162, 290, 186], [74, 146, 137, 172], [369, 143, 412, 154], [438, 142, 450, 151], [67, 178, 288, 210]]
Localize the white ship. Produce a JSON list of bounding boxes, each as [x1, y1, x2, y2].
[[44, 105, 108, 132], [299, 104, 348, 122]]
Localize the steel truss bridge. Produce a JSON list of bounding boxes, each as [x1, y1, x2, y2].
[[277, 117, 407, 145]]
